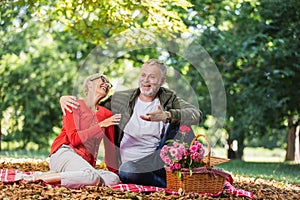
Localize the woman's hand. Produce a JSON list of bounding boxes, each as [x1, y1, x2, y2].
[[60, 96, 80, 116], [99, 114, 121, 128]]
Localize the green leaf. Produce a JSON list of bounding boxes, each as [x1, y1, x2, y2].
[[189, 168, 193, 176], [176, 171, 182, 179]]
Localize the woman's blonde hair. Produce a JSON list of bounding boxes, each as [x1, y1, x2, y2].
[[83, 74, 107, 96]]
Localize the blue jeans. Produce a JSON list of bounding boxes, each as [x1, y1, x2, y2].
[[118, 151, 166, 188]]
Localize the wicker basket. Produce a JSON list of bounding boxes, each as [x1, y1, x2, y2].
[[165, 134, 230, 194]]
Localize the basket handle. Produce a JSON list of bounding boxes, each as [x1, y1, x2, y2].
[[189, 134, 211, 169]]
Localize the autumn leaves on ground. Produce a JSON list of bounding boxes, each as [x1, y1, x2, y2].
[[1, 158, 299, 199]]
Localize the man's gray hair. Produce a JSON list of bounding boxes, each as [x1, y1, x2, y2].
[[142, 59, 167, 79]]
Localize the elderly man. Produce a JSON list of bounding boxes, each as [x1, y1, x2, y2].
[[60, 59, 202, 187]]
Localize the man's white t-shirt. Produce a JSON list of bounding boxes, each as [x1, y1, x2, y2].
[[120, 97, 164, 163]]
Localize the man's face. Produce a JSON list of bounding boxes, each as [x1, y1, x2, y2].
[[139, 64, 164, 97]]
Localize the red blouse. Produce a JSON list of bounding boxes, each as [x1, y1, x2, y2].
[[50, 99, 117, 172]]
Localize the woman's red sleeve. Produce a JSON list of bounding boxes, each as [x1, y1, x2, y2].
[[63, 106, 104, 147]]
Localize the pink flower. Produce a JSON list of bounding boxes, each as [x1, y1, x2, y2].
[[162, 145, 168, 152], [174, 163, 181, 169], [179, 125, 191, 133], [189, 144, 198, 153], [177, 144, 185, 154], [195, 141, 203, 149], [172, 142, 180, 148], [183, 149, 189, 156], [190, 152, 200, 160], [160, 153, 171, 164], [175, 154, 182, 161], [164, 157, 172, 165], [178, 144, 186, 152], [169, 165, 175, 171], [169, 147, 178, 157]]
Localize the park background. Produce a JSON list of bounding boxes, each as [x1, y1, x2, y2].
[[0, 0, 299, 199]]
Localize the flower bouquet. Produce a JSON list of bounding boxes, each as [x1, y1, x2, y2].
[[160, 126, 205, 178], [160, 126, 230, 194]]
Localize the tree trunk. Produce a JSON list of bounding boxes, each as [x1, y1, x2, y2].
[[236, 136, 244, 160], [285, 116, 296, 161], [227, 138, 237, 159], [295, 125, 300, 163], [226, 127, 244, 160]]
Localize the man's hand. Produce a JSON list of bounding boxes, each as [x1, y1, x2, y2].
[[140, 105, 166, 122], [60, 96, 80, 116], [99, 114, 121, 128]]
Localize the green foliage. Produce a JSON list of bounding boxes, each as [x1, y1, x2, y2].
[[9, 0, 192, 44], [0, 3, 83, 150], [0, 0, 194, 150], [190, 0, 300, 154]]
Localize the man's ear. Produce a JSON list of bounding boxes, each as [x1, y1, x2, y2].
[[161, 77, 166, 85]]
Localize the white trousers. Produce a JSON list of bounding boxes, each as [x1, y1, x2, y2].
[[49, 145, 119, 188]]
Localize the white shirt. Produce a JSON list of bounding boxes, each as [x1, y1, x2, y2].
[[120, 97, 164, 163]]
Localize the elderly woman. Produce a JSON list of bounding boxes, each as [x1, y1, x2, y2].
[[33, 74, 121, 188]]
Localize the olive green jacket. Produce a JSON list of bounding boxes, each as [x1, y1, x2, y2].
[[101, 87, 202, 166]]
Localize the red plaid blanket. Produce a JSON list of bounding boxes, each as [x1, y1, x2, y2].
[[108, 176, 253, 199], [0, 169, 252, 199], [0, 169, 35, 183]]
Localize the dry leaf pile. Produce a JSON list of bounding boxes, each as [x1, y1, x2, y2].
[[0, 158, 299, 199]]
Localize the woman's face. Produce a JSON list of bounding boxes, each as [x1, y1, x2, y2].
[[90, 75, 112, 103]]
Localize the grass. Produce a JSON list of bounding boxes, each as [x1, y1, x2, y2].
[[212, 147, 300, 184], [1, 147, 299, 184], [0, 149, 50, 160], [215, 160, 300, 184]]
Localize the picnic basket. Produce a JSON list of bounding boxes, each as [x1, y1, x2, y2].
[[165, 134, 230, 194]]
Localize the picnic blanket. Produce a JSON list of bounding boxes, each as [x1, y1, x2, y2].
[[0, 169, 253, 199], [0, 169, 36, 183], [108, 176, 253, 199]]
